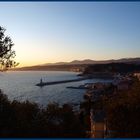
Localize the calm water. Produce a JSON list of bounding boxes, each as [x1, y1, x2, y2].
[[0, 71, 111, 106]]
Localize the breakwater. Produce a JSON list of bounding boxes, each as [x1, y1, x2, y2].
[[36, 77, 88, 87]]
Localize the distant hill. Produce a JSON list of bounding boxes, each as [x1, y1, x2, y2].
[[41, 58, 140, 66], [11, 57, 140, 71]]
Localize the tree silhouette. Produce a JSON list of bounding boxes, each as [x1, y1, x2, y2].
[[0, 26, 18, 71], [0, 91, 86, 137]]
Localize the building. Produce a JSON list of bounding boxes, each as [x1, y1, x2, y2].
[[90, 110, 107, 138], [113, 76, 131, 91], [117, 81, 130, 91], [134, 72, 140, 81]]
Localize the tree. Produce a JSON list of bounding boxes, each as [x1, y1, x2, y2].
[[0, 26, 18, 71], [105, 79, 140, 137], [0, 91, 86, 137]]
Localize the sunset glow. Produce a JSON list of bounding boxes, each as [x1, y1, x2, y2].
[[0, 2, 140, 67]]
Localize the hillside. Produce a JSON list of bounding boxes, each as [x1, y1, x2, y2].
[[83, 63, 140, 75]]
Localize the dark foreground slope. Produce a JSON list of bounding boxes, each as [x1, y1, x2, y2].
[[104, 78, 140, 137], [0, 91, 86, 138]]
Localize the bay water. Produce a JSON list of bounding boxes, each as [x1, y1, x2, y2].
[[0, 71, 111, 107]]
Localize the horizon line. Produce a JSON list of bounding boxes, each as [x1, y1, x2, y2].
[[13, 56, 140, 68]]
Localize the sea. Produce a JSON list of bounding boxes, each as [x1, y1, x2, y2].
[[0, 71, 112, 107]]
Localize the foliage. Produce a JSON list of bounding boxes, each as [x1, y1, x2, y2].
[[84, 63, 140, 74], [0, 26, 18, 71], [104, 79, 140, 137], [0, 91, 86, 137]]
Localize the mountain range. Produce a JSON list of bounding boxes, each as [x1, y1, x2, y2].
[[40, 57, 140, 66], [12, 57, 140, 71]]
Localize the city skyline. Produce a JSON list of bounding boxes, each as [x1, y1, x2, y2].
[[0, 2, 140, 67]]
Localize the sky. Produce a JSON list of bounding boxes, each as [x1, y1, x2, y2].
[[0, 2, 140, 67]]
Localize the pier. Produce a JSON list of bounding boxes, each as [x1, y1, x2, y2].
[[36, 77, 88, 87]]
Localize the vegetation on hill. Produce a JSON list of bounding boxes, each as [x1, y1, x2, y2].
[[91, 77, 140, 138], [83, 63, 140, 74]]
